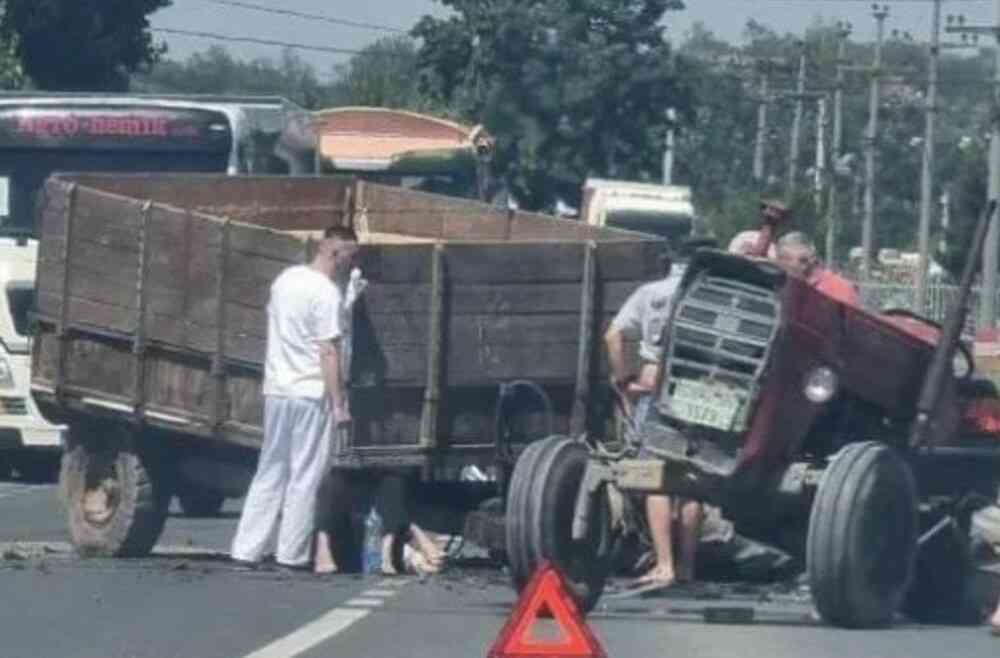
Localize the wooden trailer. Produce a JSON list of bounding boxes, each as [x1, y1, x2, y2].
[[29, 173, 663, 556]]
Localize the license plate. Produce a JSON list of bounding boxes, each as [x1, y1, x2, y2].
[[668, 380, 741, 431]]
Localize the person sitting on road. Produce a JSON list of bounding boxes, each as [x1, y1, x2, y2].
[[604, 248, 704, 590], [313, 468, 445, 576], [774, 232, 860, 307]]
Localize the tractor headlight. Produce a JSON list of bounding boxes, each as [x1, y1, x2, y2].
[[804, 366, 838, 404]]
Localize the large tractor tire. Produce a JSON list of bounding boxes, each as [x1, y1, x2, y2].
[[506, 436, 613, 613], [807, 441, 919, 629], [60, 425, 170, 557]]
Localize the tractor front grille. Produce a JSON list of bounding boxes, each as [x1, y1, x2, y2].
[[659, 274, 780, 432]]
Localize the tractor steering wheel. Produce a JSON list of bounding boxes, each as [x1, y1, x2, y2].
[[880, 307, 975, 381]]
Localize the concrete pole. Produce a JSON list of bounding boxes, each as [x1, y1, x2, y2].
[[863, 6, 889, 279], [663, 107, 676, 185], [917, 0, 942, 314], [827, 26, 849, 266], [814, 96, 828, 217], [981, 0, 1000, 331], [787, 42, 807, 199], [753, 69, 770, 183]]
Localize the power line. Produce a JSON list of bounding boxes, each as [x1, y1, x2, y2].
[[152, 27, 370, 55], [198, 0, 407, 34]]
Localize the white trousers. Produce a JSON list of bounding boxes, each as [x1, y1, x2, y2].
[[231, 396, 332, 566]]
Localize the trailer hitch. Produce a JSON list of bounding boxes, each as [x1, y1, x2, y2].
[[910, 199, 997, 451]]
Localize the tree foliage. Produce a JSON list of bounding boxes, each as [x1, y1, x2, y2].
[[133, 46, 329, 109], [413, 0, 693, 210], [1, 0, 170, 91], [328, 36, 430, 111]]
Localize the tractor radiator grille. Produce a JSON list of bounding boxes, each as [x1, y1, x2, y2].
[[659, 274, 780, 431]]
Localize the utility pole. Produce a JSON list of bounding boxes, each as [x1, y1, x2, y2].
[[814, 96, 828, 216], [664, 107, 676, 185], [916, 0, 942, 314], [862, 5, 890, 279], [827, 22, 852, 266], [946, 10, 997, 329], [753, 67, 771, 183], [787, 41, 807, 200]]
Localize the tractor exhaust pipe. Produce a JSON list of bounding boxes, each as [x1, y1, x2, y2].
[[910, 199, 997, 449]]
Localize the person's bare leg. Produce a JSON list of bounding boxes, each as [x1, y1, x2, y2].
[[410, 523, 445, 566], [990, 599, 1000, 635], [313, 530, 337, 574], [677, 499, 704, 583], [638, 494, 675, 585]]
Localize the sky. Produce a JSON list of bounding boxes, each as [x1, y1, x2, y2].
[[150, 0, 998, 78]]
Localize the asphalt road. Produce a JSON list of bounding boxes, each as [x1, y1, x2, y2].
[[1, 474, 999, 658]]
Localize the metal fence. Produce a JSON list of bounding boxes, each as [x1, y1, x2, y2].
[[854, 281, 1000, 336]]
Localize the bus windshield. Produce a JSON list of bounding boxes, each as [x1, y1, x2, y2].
[[0, 95, 316, 236]]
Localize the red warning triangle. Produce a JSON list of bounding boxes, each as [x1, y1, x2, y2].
[[488, 561, 606, 658]]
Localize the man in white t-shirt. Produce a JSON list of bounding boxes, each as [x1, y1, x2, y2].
[[230, 226, 360, 571], [605, 249, 703, 591]]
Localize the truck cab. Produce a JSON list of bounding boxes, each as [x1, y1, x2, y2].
[[580, 178, 697, 242], [0, 234, 66, 478]]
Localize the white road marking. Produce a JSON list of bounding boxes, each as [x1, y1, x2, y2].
[[342, 597, 384, 608], [241, 579, 404, 658], [363, 588, 396, 597]]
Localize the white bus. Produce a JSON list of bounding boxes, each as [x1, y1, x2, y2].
[[0, 93, 316, 484]]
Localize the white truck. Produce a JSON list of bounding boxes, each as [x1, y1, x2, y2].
[[580, 178, 698, 242], [0, 93, 316, 488], [0, 235, 65, 480]]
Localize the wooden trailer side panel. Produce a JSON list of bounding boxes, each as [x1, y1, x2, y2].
[[32, 175, 654, 468]]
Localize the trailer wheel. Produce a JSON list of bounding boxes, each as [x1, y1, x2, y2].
[[506, 436, 612, 613], [807, 441, 918, 629], [177, 489, 226, 518], [61, 426, 169, 557]]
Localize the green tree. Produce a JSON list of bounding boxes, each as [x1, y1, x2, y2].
[[329, 36, 431, 111], [134, 46, 330, 109], [1, 0, 170, 91], [413, 0, 693, 210]]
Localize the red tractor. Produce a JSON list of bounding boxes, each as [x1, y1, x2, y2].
[[505, 202, 1000, 628]]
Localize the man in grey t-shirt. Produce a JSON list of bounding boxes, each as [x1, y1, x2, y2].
[[604, 249, 704, 589]]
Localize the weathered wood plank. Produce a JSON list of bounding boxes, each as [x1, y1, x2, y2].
[[360, 281, 636, 316], [145, 354, 214, 419], [229, 222, 308, 263], [64, 336, 136, 399], [38, 292, 135, 334]]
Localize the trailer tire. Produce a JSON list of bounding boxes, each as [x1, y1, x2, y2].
[[61, 426, 169, 558], [177, 490, 226, 518], [506, 436, 612, 614], [807, 441, 918, 629]]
